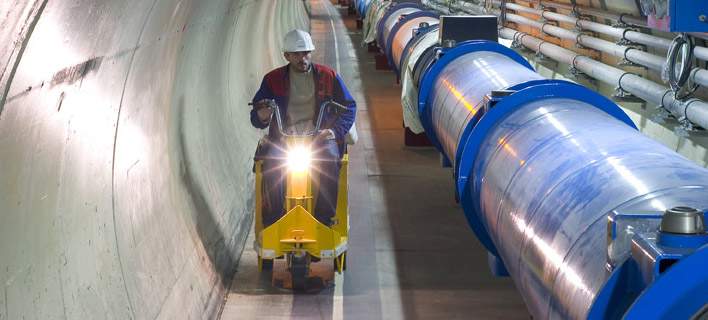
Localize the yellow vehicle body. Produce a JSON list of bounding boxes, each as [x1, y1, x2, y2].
[[254, 139, 349, 275]]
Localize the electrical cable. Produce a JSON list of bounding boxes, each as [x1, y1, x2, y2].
[[666, 33, 697, 98]]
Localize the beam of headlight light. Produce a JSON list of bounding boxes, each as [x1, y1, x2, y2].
[[287, 145, 312, 172]]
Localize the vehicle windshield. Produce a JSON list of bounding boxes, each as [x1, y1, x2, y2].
[[283, 117, 315, 136], [269, 100, 347, 138]]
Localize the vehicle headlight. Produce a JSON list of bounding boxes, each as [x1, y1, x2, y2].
[[286, 145, 311, 172]]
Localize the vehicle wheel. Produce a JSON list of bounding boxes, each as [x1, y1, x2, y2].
[[291, 255, 308, 291], [262, 259, 273, 271]]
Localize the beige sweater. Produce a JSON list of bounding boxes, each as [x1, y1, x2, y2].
[[286, 65, 315, 134]]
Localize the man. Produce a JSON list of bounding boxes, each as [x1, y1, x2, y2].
[[250, 29, 356, 227]]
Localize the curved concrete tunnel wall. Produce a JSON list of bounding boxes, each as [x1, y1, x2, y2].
[[0, 0, 308, 318]]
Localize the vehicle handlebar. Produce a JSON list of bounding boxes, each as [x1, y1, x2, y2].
[[249, 99, 347, 138]]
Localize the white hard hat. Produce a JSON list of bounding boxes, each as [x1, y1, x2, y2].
[[283, 29, 315, 52]]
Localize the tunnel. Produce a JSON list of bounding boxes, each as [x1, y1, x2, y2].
[[1, 0, 309, 318], [2, 0, 708, 319]]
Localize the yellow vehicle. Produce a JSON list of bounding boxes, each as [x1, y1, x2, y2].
[[252, 100, 349, 290]]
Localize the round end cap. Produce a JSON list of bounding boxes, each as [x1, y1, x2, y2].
[[660, 206, 706, 234]]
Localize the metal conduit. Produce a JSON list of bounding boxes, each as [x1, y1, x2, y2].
[[504, 12, 708, 88], [505, 13, 665, 71], [503, 1, 708, 65], [425, 0, 646, 27], [418, 0, 708, 130], [424, 0, 487, 15], [462, 1, 708, 63], [696, 46, 708, 62], [500, 27, 708, 134], [530, 0, 647, 27], [423, 0, 454, 14], [500, 2, 673, 51]]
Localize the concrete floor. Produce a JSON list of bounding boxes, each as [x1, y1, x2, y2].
[[219, 1, 529, 319]]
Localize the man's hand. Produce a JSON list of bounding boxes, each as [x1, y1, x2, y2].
[[254, 99, 273, 124], [317, 129, 335, 140]]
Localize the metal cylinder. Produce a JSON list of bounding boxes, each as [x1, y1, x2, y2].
[[378, 5, 421, 50], [428, 51, 543, 166], [390, 15, 439, 70], [384, 4, 708, 316], [363, 1, 391, 45], [356, 0, 372, 17], [661, 207, 707, 234], [400, 26, 439, 86], [415, 40, 708, 319], [400, 26, 439, 134], [469, 96, 708, 318]]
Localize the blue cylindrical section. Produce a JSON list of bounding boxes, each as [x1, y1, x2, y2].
[[428, 51, 543, 167], [399, 24, 438, 79], [417, 41, 535, 159], [413, 41, 708, 319], [356, 0, 372, 17], [386, 11, 438, 74], [376, 3, 422, 53], [467, 95, 708, 318]]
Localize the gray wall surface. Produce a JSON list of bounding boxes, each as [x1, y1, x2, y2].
[[0, 0, 308, 318]]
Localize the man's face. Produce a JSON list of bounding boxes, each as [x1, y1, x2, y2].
[[284, 51, 312, 72]]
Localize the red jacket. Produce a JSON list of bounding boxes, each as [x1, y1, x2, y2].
[[250, 63, 356, 142]]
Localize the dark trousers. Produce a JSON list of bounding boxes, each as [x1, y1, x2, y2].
[[261, 138, 341, 227]]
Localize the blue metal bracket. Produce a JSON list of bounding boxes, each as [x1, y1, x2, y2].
[[590, 209, 708, 319], [623, 243, 708, 319], [586, 256, 644, 320], [591, 238, 708, 319], [632, 233, 695, 287]]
